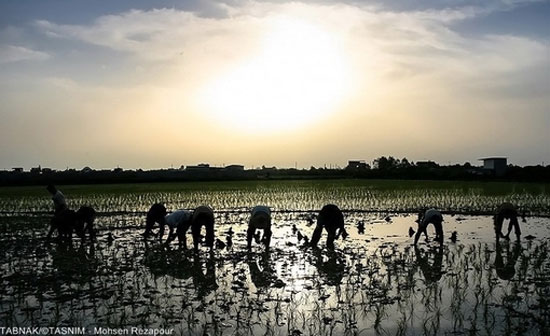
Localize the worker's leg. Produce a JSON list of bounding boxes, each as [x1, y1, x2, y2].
[[310, 222, 324, 248], [325, 223, 337, 250], [510, 216, 521, 240], [204, 219, 214, 248], [191, 222, 202, 251], [47, 217, 57, 239]]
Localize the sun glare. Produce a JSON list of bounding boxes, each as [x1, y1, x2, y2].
[[198, 17, 352, 133]]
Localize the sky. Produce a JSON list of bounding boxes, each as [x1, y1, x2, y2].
[[0, 0, 549, 170]]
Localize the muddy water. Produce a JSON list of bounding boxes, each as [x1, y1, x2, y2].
[[0, 212, 549, 335]]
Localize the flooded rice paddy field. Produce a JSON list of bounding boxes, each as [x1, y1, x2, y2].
[[1, 180, 550, 335]]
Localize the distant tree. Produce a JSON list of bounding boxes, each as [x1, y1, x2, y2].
[[374, 156, 399, 170], [399, 158, 412, 168]]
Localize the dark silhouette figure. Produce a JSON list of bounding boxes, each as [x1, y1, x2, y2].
[[191, 206, 215, 251], [414, 209, 443, 245], [310, 204, 348, 250], [494, 202, 521, 241], [143, 203, 167, 238], [494, 241, 522, 280], [247, 206, 272, 249], [46, 184, 68, 239], [74, 206, 96, 240], [414, 245, 444, 284], [46, 184, 67, 214], [47, 206, 96, 241]]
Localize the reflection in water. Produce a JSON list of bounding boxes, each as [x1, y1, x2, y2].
[[191, 253, 218, 299], [143, 241, 218, 299], [143, 242, 193, 280], [310, 250, 345, 286], [247, 251, 280, 290], [415, 245, 444, 284], [495, 241, 522, 280], [51, 240, 97, 282]]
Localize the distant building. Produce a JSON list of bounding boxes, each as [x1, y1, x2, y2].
[[186, 163, 210, 171], [30, 166, 41, 173], [480, 157, 507, 177], [346, 160, 369, 170], [12, 167, 23, 173], [224, 164, 245, 171]]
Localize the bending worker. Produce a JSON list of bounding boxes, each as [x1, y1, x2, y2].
[[247, 206, 272, 249], [414, 209, 444, 245], [494, 202, 521, 241]]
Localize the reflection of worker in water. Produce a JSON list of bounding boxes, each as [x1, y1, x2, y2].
[[414, 245, 444, 284], [248, 251, 277, 289], [494, 203, 521, 241], [310, 204, 348, 250], [414, 209, 444, 245], [192, 253, 218, 299], [494, 241, 522, 280], [311, 250, 345, 286], [247, 206, 272, 250]]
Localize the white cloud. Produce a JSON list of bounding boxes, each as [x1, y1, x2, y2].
[[0, 45, 50, 64]]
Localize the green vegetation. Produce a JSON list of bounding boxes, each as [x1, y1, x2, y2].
[[0, 179, 549, 215]]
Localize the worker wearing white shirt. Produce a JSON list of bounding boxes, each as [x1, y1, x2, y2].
[[46, 184, 69, 239], [165, 209, 193, 246], [47, 184, 67, 214], [247, 206, 272, 249]]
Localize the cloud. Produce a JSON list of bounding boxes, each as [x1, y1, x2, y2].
[[0, 45, 50, 64], [1, 0, 548, 167]]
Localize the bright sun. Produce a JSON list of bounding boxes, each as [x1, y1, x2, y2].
[[198, 17, 352, 133]]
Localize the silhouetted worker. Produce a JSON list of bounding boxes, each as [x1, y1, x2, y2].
[[247, 206, 272, 249], [415, 245, 444, 284], [46, 184, 69, 239], [310, 204, 348, 250], [414, 209, 444, 245], [494, 202, 521, 241], [47, 184, 67, 214], [164, 209, 193, 247], [143, 203, 167, 238], [191, 206, 215, 251], [494, 241, 522, 280], [74, 206, 96, 240]]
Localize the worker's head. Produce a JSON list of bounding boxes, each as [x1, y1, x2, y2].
[[146, 203, 167, 226]]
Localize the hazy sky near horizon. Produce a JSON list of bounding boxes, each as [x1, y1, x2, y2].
[[1, 0, 549, 170]]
